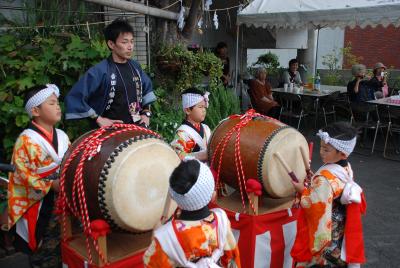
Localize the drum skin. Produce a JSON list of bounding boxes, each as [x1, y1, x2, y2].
[[208, 116, 308, 198], [62, 128, 179, 232]]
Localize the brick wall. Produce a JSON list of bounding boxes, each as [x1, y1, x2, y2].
[[344, 25, 400, 69]]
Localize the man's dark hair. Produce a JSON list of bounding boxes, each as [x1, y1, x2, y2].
[[103, 19, 134, 44], [288, 58, 298, 67], [320, 121, 358, 141], [169, 160, 200, 194], [216, 42, 228, 50], [24, 85, 48, 107]]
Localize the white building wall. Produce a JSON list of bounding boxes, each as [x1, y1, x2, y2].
[[316, 27, 345, 69]]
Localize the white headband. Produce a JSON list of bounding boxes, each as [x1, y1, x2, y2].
[[182, 91, 210, 110], [169, 160, 215, 211], [25, 84, 60, 118], [317, 130, 357, 156]]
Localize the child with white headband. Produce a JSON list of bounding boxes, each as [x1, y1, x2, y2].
[[291, 122, 366, 268], [143, 159, 241, 267], [8, 84, 70, 267], [171, 88, 212, 161]]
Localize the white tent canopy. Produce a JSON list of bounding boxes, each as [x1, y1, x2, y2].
[[238, 0, 400, 29]]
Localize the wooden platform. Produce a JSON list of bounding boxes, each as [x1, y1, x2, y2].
[[216, 190, 295, 214], [66, 231, 152, 264]]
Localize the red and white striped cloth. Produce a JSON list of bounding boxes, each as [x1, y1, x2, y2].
[[216, 206, 299, 268]]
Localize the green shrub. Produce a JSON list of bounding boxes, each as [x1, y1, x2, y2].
[[0, 33, 108, 160]]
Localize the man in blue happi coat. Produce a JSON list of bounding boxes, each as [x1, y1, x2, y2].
[[65, 19, 156, 127]]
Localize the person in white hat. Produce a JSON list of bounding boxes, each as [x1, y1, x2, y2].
[[347, 64, 375, 102], [143, 159, 241, 268], [291, 122, 366, 268], [170, 88, 212, 161], [368, 62, 388, 98]]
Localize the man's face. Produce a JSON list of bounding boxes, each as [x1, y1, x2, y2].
[[108, 32, 134, 62]]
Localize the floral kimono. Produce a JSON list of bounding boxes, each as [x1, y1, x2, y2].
[[291, 163, 366, 268], [8, 122, 69, 255], [143, 208, 240, 268], [170, 120, 211, 160]]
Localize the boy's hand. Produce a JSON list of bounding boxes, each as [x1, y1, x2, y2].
[[96, 116, 123, 127], [292, 180, 305, 194], [51, 179, 60, 193]]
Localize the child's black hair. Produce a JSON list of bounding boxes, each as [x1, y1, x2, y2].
[[169, 160, 200, 194], [23, 85, 48, 107], [103, 19, 134, 44], [182, 87, 204, 96], [182, 88, 205, 111], [320, 121, 358, 141]]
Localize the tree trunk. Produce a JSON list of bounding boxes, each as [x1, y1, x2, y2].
[[181, 0, 202, 40]]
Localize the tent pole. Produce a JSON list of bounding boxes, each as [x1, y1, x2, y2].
[[235, 24, 240, 91], [314, 26, 320, 76]]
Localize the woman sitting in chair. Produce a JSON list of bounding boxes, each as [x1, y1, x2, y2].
[[347, 64, 375, 103], [249, 67, 280, 118]]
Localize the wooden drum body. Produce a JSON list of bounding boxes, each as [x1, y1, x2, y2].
[[209, 116, 308, 198], [62, 128, 179, 233]]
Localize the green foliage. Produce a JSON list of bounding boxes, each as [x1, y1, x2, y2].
[[204, 86, 241, 130], [155, 43, 223, 95], [253, 52, 280, 74], [321, 42, 363, 85], [150, 87, 184, 142], [0, 32, 109, 160]]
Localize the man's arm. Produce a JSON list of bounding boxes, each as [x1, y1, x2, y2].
[[65, 63, 105, 120]]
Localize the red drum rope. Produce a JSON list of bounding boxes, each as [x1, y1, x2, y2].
[[57, 124, 160, 265], [210, 109, 282, 214]]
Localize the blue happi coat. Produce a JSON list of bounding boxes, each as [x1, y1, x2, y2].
[[65, 57, 155, 120]]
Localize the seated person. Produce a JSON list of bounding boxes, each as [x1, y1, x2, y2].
[[282, 58, 303, 85], [347, 64, 375, 102], [249, 67, 280, 118], [368, 62, 388, 98]]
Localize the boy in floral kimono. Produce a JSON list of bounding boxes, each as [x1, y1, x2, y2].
[[8, 84, 70, 267], [143, 159, 241, 267], [170, 88, 212, 161], [291, 122, 366, 268]]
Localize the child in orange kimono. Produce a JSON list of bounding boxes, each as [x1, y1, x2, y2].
[[8, 84, 70, 267], [291, 122, 366, 268], [143, 159, 241, 267], [170, 88, 212, 161]]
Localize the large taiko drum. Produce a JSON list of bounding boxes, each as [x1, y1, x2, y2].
[[209, 115, 309, 198], [62, 127, 179, 233]]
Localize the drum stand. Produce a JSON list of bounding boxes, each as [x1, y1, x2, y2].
[[61, 214, 152, 268]]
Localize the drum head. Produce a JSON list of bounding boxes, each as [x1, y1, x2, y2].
[[260, 127, 309, 198], [103, 138, 179, 232]]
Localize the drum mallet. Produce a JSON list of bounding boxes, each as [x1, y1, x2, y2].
[[300, 147, 311, 173], [273, 152, 299, 183]]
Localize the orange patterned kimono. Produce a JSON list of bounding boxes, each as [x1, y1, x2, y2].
[[143, 209, 240, 267], [8, 124, 69, 250], [170, 121, 211, 160], [292, 163, 366, 268]]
